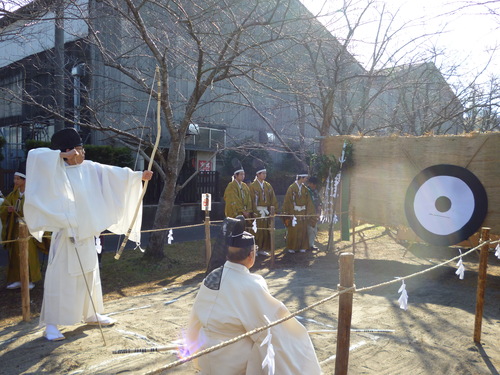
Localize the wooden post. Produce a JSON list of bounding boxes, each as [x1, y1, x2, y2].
[[474, 227, 490, 343], [340, 172, 350, 241], [18, 222, 31, 322], [351, 208, 356, 255], [270, 206, 275, 268], [204, 208, 211, 266], [335, 252, 354, 375]]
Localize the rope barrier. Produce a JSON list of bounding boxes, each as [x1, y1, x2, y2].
[[3, 222, 493, 268], [0, 204, 356, 245], [141, 239, 491, 374], [1, 219, 498, 247], [0, 212, 329, 245]]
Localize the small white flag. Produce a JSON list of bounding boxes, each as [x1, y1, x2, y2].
[[261, 316, 275, 375], [455, 258, 465, 279], [95, 236, 102, 254], [292, 216, 297, 227], [252, 219, 258, 232], [398, 280, 408, 310], [333, 172, 341, 198], [134, 243, 145, 252], [495, 244, 500, 259], [340, 140, 347, 163], [455, 249, 465, 280], [167, 229, 174, 245]]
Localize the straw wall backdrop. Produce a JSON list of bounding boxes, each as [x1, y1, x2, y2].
[[323, 133, 500, 236]]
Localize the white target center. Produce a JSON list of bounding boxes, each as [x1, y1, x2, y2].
[[413, 176, 474, 235]]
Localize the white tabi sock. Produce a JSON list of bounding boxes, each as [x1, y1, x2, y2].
[[44, 324, 65, 341], [86, 313, 116, 325]]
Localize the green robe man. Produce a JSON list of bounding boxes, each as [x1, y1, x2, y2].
[[0, 165, 47, 289], [282, 171, 315, 253], [223, 161, 252, 220], [249, 163, 278, 256]]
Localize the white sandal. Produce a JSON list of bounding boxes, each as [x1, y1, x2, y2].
[[44, 325, 65, 341], [86, 313, 116, 326]]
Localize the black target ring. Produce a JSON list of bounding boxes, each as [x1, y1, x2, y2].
[[404, 164, 488, 246]]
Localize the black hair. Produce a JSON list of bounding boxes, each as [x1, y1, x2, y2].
[[227, 245, 254, 262], [50, 127, 83, 152], [205, 215, 255, 274]]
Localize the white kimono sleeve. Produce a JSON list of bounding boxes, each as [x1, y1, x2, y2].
[[238, 275, 322, 375], [24, 148, 78, 240], [99, 163, 144, 243]]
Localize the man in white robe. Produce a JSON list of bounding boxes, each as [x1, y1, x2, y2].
[[24, 127, 153, 341], [186, 216, 321, 374]]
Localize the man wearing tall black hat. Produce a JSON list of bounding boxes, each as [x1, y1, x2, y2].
[[248, 162, 278, 256], [223, 160, 252, 219], [186, 216, 321, 374], [24, 127, 153, 341], [282, 171, 315, 253]]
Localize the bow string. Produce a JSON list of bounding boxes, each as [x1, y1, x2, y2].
[[115, 66, 162, 260]]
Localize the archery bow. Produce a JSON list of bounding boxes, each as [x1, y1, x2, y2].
[[114, 66, 161, 260]]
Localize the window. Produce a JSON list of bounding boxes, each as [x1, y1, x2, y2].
[[185, 126, 226, 149], [0, 74, 23, 118]]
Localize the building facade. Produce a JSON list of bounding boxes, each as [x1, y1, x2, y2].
[[0, 0, 462, 198]]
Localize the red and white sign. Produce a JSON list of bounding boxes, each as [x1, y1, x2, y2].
[[201, 193, 212, 211], [198, 160, 212, 171]]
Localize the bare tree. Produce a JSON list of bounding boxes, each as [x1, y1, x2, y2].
[[0, 0, 330, 261], [2, 0, 499, 265], [442, 1, 500, 132], [282, 0, 499, 139], [1, 0, 318, 261], [258, 0, 463, 148], [462, 78, 500, 132]]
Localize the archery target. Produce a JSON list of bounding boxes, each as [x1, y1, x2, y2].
[[405, 164, 488, 246]]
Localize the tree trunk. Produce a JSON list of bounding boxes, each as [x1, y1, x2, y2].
[[54, 0, 65, 131], [143, 136, 186, 261]]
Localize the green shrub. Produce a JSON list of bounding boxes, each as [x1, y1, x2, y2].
[[24, 140, 133, 167]]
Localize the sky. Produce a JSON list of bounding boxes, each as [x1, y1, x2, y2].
[[300, 0, 500, 88]]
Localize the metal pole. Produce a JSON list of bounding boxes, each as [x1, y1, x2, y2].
[[204, 208, 211, 266], [270, 206, 275, 268]]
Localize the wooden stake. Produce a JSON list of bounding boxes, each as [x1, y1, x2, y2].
[[19, 222, 31, 322], [473, 227, 490, 343], [351, 208, 356, 255], [204, 208, 211, 267], [335, 252, 354, 375], [270, 206, 275, 268], [340, 173, 350, 241]]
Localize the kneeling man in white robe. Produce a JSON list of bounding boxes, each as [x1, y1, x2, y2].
[[186, 216, 321, 374]]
